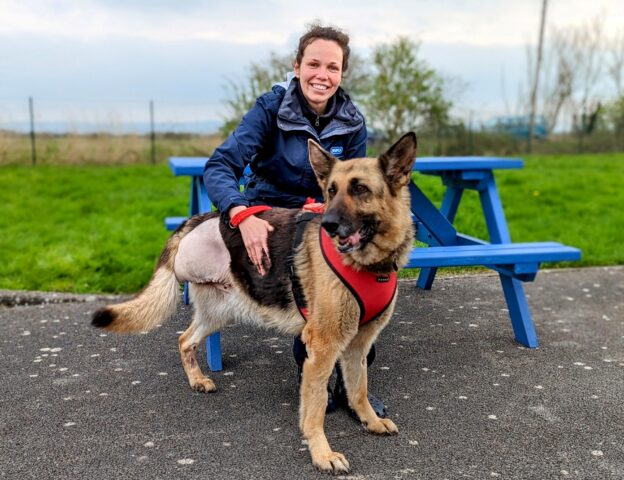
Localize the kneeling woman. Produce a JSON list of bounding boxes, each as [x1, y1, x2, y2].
[[203, 23, 386, 417]]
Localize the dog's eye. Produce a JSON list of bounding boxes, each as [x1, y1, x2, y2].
[[327, 184, 337, 197], [352, 184, 369, 195]]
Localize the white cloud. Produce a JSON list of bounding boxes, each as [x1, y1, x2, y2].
[[2, 0, 622, 47]]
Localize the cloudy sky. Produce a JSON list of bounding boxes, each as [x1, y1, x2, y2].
[[1, 0, 623, 132]]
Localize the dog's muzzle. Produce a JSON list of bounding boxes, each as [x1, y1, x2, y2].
[[321, 211, 376, 253]]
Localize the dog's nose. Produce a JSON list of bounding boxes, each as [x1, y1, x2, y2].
[[321, 211, 340, 235], [321, 219, 339, 235]]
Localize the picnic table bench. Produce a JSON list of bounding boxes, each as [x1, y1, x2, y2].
[[167, 156, 581, 371]]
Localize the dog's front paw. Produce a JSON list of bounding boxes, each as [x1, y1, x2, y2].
[[312, 451, 350, 474], [364, 417, 398, 435], [190, 377, 216, 393]]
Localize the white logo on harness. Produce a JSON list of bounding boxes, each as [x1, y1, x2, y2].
[[330, 146, 344, 156]]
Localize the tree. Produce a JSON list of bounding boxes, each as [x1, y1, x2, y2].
[[525, 29, 574, 134], [219, 53, 292, 137], [605, 96, 624, 131], [605, 29, 624, 145], [522, 15, 609, 141], [361, 37, 451, 145], [607, 30, 624, 97]]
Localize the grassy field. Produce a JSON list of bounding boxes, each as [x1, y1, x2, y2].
[[0, 153, 622, 294], [0, 164, 187, 292], [0, 131, 223, 166]]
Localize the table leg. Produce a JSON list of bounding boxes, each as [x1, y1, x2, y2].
[[206, 332, 223, 371], [499, 276, 539, 348], [417, 186, 463, 289], [478, 174, 511, 244], [479, 174, 538, 348]]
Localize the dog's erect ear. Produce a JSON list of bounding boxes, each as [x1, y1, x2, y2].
[[379, 132, 418, 190], [308, 139, 336, 190]]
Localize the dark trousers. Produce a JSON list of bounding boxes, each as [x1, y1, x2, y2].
[[293, 335, 376, 370]]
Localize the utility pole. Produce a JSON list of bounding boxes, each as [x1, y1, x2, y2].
[[528, 0, 548, 154]]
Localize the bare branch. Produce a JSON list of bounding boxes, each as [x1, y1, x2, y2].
[[607, 29, 624, 97]]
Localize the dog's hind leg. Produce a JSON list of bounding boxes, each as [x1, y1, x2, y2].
[[178, 284, 233, 393], [339, 325, 398, 436]]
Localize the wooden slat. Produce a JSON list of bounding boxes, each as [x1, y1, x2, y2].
[[164, 216, 187, 231], [407, 243, 581, 268], [169, 156, 524, 178], [169, 157, 209, 176], [415, 156, 523, 171]]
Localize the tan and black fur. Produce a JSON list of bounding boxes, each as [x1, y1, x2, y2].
[[92, 132, 418, 474]]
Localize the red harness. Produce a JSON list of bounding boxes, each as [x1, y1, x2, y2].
[[294, 217, 398, 325]]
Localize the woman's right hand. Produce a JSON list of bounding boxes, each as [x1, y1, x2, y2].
[[230, 207, 275, 276]]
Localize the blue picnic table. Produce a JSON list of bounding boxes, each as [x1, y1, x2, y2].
[[167, 156, 581, 371]]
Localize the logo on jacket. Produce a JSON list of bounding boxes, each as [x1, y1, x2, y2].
[[330, 146, 344, 156]]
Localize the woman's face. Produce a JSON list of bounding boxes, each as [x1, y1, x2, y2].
[[294, 39, 343, 115]]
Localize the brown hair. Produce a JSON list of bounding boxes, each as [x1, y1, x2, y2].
[[294, 23, 351, 73]]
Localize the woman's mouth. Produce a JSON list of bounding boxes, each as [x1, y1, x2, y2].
[[311, 83, 329, 91]]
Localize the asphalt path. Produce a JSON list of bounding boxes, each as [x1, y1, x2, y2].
[[1, 267, 623, 479]]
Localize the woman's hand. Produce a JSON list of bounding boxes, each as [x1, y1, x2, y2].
[[230, 206, 275, 276]]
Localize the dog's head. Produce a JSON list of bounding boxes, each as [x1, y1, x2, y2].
[[308, 132, 417, 264]]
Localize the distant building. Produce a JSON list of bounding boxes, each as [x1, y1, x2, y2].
[[483, 115, 547, 140]]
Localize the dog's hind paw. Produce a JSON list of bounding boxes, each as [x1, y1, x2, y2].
[[313, 451, 350, 474], [364, 417, 398, 436], [190, 378, 216, 393]]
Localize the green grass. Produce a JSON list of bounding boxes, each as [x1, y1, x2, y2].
[[0, 164, 187, 293], [1, 153, 622, 293]]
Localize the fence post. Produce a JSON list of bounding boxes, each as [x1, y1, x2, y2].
[[149, 100, 156, 164], [468, 110, 474, 155], [29, 96, 37, 166]]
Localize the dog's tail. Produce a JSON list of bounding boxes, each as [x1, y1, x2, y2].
[[91, 225, 188, 334]]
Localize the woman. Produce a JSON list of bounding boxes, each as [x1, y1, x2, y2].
[[203, 24, 385, 417]]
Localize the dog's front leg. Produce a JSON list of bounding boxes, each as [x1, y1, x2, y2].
[[340, 326, 398, 435], [299, 325, 350, 474]]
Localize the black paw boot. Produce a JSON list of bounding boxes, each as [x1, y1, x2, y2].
[[293, 335, 337, 413]]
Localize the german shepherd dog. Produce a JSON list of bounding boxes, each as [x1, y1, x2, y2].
[[92, 132, 417, 474]]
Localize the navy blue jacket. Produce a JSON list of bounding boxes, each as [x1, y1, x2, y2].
[[203, 77, 367, 213]]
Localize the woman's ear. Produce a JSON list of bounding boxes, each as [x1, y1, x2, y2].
[[293, 61, 300, 78]]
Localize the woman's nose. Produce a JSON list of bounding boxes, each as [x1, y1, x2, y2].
[[315, 68, 328, 79]]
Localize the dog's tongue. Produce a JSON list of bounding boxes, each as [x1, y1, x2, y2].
[[339, 231, 362, 247]]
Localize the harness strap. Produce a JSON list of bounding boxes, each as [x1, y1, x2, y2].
[[288, 212, 319, 319]]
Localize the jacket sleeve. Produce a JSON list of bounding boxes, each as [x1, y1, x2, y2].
[[345, 120, 368, 159], [203, 96, 275, 215]]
